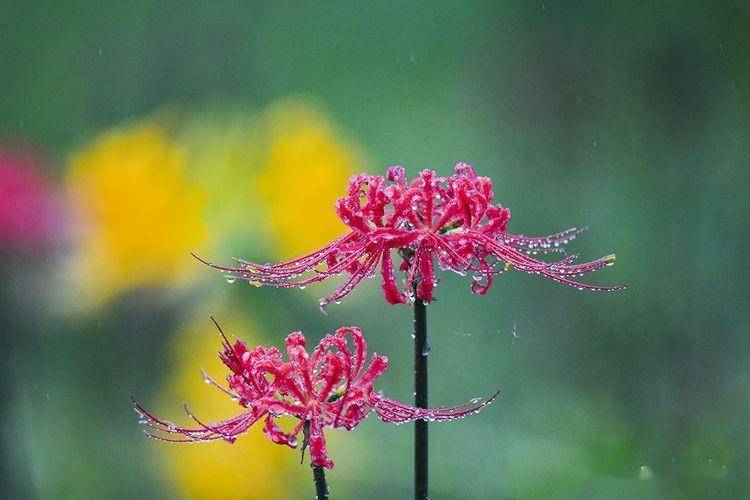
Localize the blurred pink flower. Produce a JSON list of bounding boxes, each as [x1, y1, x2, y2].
[[133, 321, 497, 469], [0, 143, 59, 251], [198, 164, 625, 309]]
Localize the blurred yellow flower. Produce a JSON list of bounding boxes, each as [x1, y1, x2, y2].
[[65, 99, 364, 306], [156, 310, 302, 499], [256, 99, 361, 258], [67, 119, 208, 305]]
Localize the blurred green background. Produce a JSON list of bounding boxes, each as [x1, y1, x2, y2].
[[1, 1, 748, 498]]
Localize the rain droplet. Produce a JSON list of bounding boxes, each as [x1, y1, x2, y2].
[[421, 339, 431, 356]]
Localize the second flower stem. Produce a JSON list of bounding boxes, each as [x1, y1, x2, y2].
[[413, 294, 429, 500]]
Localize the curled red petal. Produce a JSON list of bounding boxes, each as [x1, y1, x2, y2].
[[381, 249, 407, 304], [263, 415, 298, 448], [357, 353, 388, 386]]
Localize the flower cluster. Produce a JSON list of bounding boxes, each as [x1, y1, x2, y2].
[[198, 163, 625, 309], [133, 321, 497, 469]]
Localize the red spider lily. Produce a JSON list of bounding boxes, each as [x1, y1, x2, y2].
[[196, 164, 625, 309], [133, 319, 498, 469]]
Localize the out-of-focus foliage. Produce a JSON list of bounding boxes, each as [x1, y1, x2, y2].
[[1, 1, 748, 499]]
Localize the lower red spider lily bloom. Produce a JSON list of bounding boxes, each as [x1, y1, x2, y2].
[[133, 320, 498, 469], [195, 164, 626, 310]]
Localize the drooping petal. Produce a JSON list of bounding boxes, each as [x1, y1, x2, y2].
[[380, 249, 407, 304], [263, 415, 299, 448], [417, 246, 435, 302]]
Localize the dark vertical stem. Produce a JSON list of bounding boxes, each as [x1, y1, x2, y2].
[[312, 466, 329, 500], [304, 420, 329, 499], [414, 294, 428, 500]]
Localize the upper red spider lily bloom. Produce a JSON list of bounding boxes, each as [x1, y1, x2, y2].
[[195, 163, 626, 309], [133, 320, 498, 469]]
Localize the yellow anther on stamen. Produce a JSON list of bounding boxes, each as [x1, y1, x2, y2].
[[603, 254, 616, 266]]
